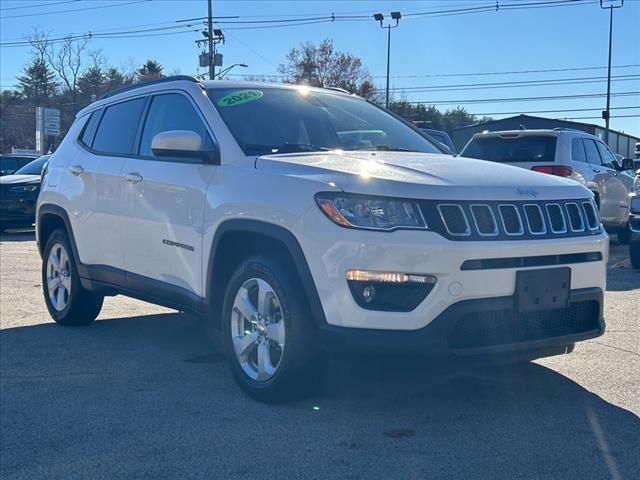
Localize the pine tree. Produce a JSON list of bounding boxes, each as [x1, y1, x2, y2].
[[137, 60, 164, 82], [16, 58, 58, 105]]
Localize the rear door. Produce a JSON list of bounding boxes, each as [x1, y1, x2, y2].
[[69, 98, 147, 274], [120, 91, 217, 299]]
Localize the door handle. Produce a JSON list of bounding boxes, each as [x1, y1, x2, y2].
[[123, 172, 143, 184], [592, 168, 601, 173], [68, 165, 84, 176]]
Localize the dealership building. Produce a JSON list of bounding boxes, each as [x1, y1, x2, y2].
[[452, 114, 639, 158]]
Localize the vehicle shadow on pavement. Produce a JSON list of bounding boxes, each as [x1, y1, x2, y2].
[[0, 230, 35, 242], [1, 313, 638, 479], [606, 266, 640, 292]]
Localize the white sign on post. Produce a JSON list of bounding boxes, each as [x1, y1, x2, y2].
[[43, 108, 61, 136]]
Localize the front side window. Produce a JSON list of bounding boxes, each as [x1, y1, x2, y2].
[[571, 138, 587, 162], [583, 139, 603, 165], [92, 97, 146, 155], [139, 93, 212, 157], [207, 87, 442, 156], [462, 135, 557, 163], [596, 140, 617, 167]]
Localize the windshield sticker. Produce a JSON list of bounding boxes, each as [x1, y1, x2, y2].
[[217, 90, 263, 107]]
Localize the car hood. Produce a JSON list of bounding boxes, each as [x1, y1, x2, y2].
[[255, 151, 591, 201], [0, 174, 40, 185]]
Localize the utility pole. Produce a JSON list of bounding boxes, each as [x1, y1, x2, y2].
[[600, 0, 624, 145], [207, 0, 214, 80], [373, 12, 401, 109]]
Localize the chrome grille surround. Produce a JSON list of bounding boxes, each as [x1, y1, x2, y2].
[[470, 204, 499, 236], [419, 199, 601, 241], [523, 204, 547, 235], [437, 204, 471, 236], [565, 202, 586, 232], [545, 203, 568, 234]]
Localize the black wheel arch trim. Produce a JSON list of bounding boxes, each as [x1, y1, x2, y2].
[[206, 219, 328, 328]]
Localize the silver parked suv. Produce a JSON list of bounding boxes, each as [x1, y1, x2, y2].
[[461, 129, 636, 243]]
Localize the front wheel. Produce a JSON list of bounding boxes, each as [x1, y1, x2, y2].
[[221, 256, 320, 402], [42, 229, 103, 326]]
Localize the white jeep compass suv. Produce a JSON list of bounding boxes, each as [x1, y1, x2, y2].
[[37, 77, 608, 401], [461, 129, 635, 243]]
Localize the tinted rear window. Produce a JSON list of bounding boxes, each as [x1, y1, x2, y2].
[[92, 98, 146, 155], [79, 111, 101, 147], [463, 135, 557, 163], [14, 156, 49, 175]]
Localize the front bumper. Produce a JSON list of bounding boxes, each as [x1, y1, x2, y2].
[[321, 288, 604, 357], [294, 207, 608, 332], [0, 192, 38, 227]]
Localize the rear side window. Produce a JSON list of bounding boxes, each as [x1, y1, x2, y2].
[[92, 97, 146, 155], [571, 138, 587, 162], [583, 139, 602, 165], [79, 111, 101, 147], [139, 93, 212, 157], [462, 135, 557, 163]]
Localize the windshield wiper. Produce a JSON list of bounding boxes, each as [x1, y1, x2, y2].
[[357, 144, 419, 152], [245, 143, 332, 154]]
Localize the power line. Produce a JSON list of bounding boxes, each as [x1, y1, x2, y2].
[[0, 0, 150, 20], [0, 0, 78, 12], [406, 91, 640, 105], [468, 105, 640, 116], [375, 74, 640, 93]]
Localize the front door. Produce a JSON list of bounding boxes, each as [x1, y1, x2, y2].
[[120, 92, 217, 299]]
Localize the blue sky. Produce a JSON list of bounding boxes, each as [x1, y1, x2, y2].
[[1, 0, 639, 135]]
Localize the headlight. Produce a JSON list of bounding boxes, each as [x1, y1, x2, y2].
[[8, 185, 39, 193], [315, 193, 426, 231], [633, 174, 640, 194], [630, 195, 640, 215]]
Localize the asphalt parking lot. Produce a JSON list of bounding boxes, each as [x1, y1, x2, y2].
[[1, 230, 638, 480]]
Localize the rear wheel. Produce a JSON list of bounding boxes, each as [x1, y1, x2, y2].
[[221, 256, 320, 402], [42, 229, 103, 326], [617, 223, 631, 245]]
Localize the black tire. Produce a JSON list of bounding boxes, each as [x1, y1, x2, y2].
[[221, 256, 321, 402], [41, 228, 103, 326], [617, 223, 631, 245], [630, 239, 640, 269]]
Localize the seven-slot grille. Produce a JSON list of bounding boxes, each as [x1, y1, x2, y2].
[[421, 199, 600, 241]]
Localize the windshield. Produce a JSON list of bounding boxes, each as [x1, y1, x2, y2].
[[14, 156, 49, 175], [207, 87, 442, 156], [462, 135, 557, 163]]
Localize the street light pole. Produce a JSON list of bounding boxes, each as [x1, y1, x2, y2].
[[600, 0, 624, 145], [373, 12, 401, 109], [216, 63, 248, 79]]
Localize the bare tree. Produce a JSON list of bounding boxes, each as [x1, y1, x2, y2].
[[44, 35, 90, 104]]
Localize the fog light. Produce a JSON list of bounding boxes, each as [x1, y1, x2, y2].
[[362, 285, 376, 303], [346, 270, 437, 312]]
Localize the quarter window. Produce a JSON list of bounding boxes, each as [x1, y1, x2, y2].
[[92, 97, 146, 155], [583, 139, 602, 165], [139, 93, 212, 157], [79, 110, 101, 147], [571, 138, 587, 163]]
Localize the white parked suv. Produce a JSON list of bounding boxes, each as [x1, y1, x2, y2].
[[37, 77, 608, 401], [461, 129, 636, 243]]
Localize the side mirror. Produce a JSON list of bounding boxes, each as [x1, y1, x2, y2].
[[610, 158, 624, 171], [621, 157, 634, 171], [151, 130, 220, 164]]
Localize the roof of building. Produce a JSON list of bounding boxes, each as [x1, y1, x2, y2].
[[454, 114, 639, 141]]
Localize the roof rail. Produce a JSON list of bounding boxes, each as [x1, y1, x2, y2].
[[99, 75, 200, 100], [324, 87, 351, 94], [552, 127, 584, 132]]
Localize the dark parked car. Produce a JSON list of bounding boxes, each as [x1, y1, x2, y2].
[[0, 154, 39, 176], [0, 155, 49, 231]]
